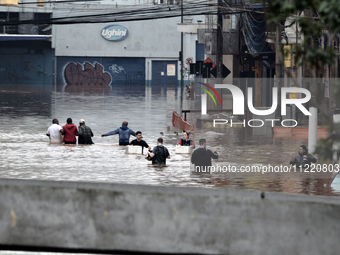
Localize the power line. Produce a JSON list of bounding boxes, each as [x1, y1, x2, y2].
[[18, 0, 100, 5], [0, 1, 260, 26]]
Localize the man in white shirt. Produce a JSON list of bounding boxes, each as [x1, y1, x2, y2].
[[46, 119, 63, 144]]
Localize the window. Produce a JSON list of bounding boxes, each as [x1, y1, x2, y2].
[[230, 14, 236, 30]]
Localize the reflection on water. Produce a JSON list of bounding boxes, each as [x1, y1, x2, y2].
[[0, 84, 339, 197]]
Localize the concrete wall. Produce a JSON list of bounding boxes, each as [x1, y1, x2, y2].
[[1, 178, 340, 254]]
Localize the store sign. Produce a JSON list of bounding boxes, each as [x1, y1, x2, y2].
[[101, 25, 129, 41], [167, 64, 176, 76]]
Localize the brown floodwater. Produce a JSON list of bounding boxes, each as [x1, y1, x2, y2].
[[0, 84, 339, 197]]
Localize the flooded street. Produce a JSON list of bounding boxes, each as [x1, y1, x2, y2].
[[0, 84, 339, 196]]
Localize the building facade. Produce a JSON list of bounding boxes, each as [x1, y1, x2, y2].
[[53, 4, 181, 90], [0, 1, 54, 87], [1, 0, 205, 89]]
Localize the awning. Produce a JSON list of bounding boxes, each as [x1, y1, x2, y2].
[[242, 12, 274, 69], [0, 34, 51, 41]]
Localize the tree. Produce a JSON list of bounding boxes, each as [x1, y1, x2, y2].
[[260, 0, 340, 161]]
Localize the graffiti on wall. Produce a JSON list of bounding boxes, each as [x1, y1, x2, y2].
[[109, 64, 126, 74], [63, 62, 112, 93]]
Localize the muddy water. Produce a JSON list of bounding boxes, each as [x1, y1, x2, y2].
[[0, 84, 339, 196]]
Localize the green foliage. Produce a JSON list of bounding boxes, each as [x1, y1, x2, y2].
[[314, 125, 339, 162], [263, 0, 340, 70], [258, 0, 340, 161], [319, 0, 340, 32]]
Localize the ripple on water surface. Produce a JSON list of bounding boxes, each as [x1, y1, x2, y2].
[[0, 87, 339, 196]]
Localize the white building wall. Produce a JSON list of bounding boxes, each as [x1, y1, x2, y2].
[[53, 17, 181, 58], [178, 14, 206, 81], [52, 4, 199, 84], [183, 32, 197, 79]]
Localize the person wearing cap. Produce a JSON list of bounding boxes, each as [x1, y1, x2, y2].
[[129, 131, 151, 153], [46, 118, 63, 144], [101, 121, 136, 146], [77, 119, 94, 144], [62, 118, 78, 144]]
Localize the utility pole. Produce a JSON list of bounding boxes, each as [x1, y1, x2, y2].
[[303, 10, 318, 154], [292, 14, 298, 122], [275, 24, 282, 121], [217, 0, 223, 82], [180, 0, 184, 110]]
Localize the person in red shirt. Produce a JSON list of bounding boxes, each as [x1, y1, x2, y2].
[[177, 131, 195, 148], [62, 118, 78, 144]]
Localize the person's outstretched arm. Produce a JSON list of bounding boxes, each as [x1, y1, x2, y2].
[[101, 128, 119, 137]]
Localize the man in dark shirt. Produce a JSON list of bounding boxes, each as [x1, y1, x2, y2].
[[129, 131, 151, 154], [77, 119, 94, 144], [289, 145, 317, 168], [191, 138, 218, 173], [148, 138, 170, 165]]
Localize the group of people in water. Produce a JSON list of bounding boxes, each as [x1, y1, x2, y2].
[[46, 119, 219, 166], [46, 118, 316, 170], [46, 118, 94, 145]]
